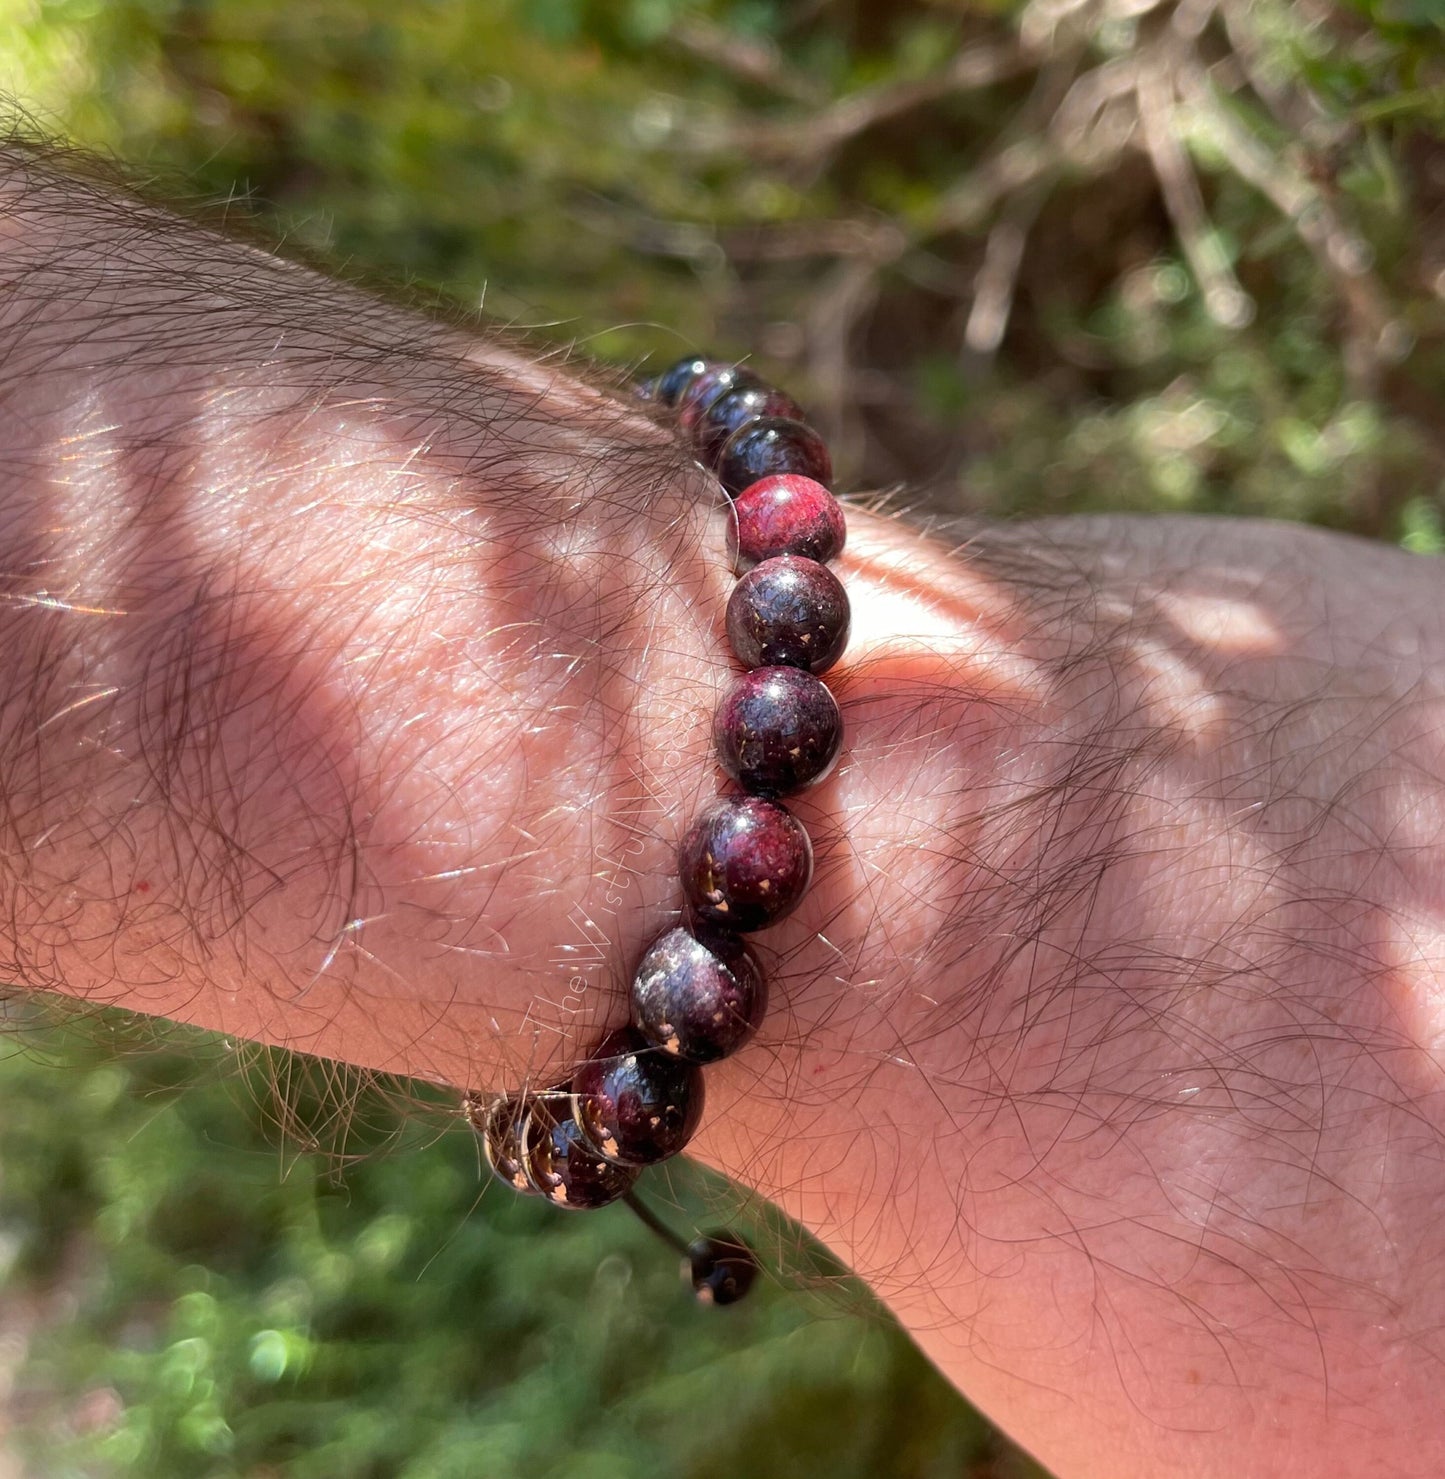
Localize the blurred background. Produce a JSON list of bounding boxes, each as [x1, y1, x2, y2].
[[0, 0, 1441, 1474]]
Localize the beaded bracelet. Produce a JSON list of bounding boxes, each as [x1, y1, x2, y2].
[[466, 355, 848, 1305]]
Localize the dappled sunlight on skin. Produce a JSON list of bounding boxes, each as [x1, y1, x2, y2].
[[1155, 590, 1284, 657], [21, 287, 1445, 1479], [0, 193, 724, 1091], [1395, 918, 1445, 1046], [1117, 636, 1225, 739], [1102, 582, 1282, 745], [9, 150, 1445, 1478], [686, 518, 1445, 1479]]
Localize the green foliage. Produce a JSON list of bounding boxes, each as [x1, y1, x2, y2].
[[1, 1020, 1002, 1477], [0, 1, 1443, 1472], [3, 0, 1443, 540]]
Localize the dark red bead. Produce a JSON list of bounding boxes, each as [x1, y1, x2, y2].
[[698, 385, 805, 465], [573, 1026, 706, 1162], [726, 555, 850, 674], [729, 475, 847, 568], [676, 364, 761, 436], [717, 417, 832, 495], [687, 1233, 760, 1306], [678, 796, 813, 932], [522, 1098, 640, 1209], [714, 666, 842, 797], [631, 926, 766, 1062], [655, 354, 711, 407], [469, 1093, 541, 1196]]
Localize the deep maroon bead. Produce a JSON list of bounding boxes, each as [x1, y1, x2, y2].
[[698, 384, 805, 465], [573, 1026, 706, 1162], [730, 475, 847, 568], [717, 417, 833, 495], [631, 926, 766, 1062], [687, 1233, 760, 1306], [714, 666, 842, 797], [521, 1098, 640, 1209], [656, 354, 711, 407], [676, 364, 762, 436], [726, 555, 850, 674], [469, 1093, 540, 1196], [678, 796, 813, 931]]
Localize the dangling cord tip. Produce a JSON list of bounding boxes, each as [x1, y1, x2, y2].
[[622, 1190, 760, 1306]]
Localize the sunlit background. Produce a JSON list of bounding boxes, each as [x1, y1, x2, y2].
[[0, 1, 1441, 1474]]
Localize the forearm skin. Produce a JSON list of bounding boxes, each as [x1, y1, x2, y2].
[[4, 147, 1445, 1479]]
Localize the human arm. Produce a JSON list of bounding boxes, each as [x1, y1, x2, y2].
[[4, 145, 1445, 1478]]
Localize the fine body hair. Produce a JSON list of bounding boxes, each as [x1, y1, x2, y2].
[[3, 130, 1445, 1407]]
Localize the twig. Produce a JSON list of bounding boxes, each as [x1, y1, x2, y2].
[[1175, 60, 1389, 380], [680, 39, 1034, 162], [929, 137, 1057, 237], [957, 47, 1083, 362], [1052, 56, 1142, 157], [1173, 55, 1408, 531], [805, 255, 884, 466], [666, 17, 825, 105], [964, 181, 1051, 359], [721, 218, 905, 263], [1217, 0, 1321, 138], [1136, 51, 1253, 327]]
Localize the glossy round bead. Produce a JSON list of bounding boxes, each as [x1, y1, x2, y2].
[[698, 384, 805, 465], [726, 555, 850, 674], [655, 354, 711, 407], [687, 1233, 760, 1306], [676, 364, 761, 436], [573, 1027, 706, 1162], [714, 666, 842, 797], [631, 926, 766, 1062], [469, 1092, 538, 1195], [730, 475, 847, 568], [718, 417, 833, 495], [522, 1099, 640, 1209], [679, 796, 813, 932]]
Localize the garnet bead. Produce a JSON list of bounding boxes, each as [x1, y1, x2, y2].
[[718, 417, 833, 495], [470, 1093, 538, 1195], [522, 1099, 640, 1209], [726, 554, 850, 674], [474, 353, 849, 1266], [573, 1027, 706, 1162], [655, 354, 711, 407], [676, 364, 761, 435], [687, 1233, 760, 1306], [632, 926, 766, 1062], [698, 384, 805, 465], [679, 796, 813, 931], [730, 475, 846, 568], [714, 666, 842, 797]]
